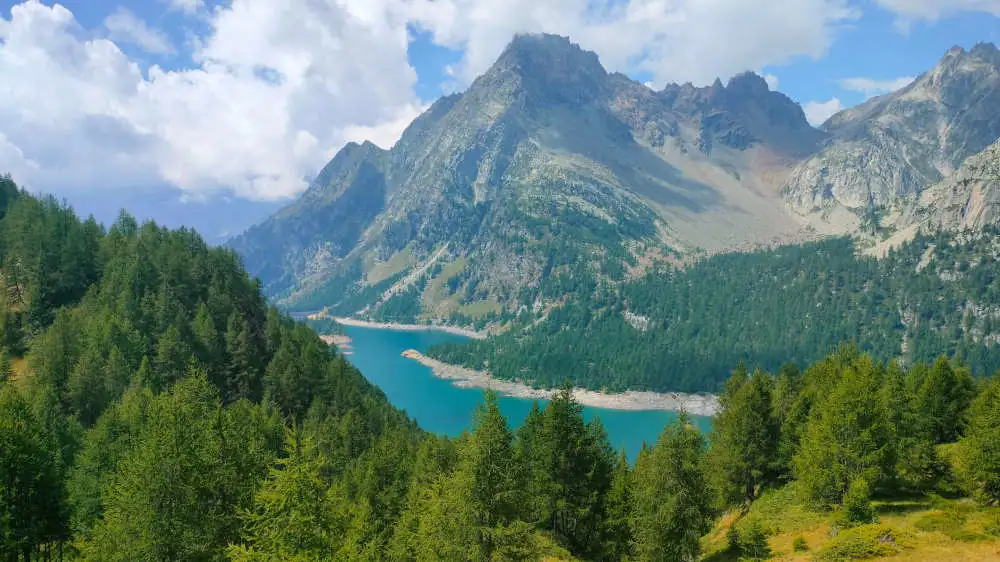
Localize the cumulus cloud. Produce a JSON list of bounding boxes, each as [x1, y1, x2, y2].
[[763, 73, 780, 91], [803, 98, 843, 126], [406, 0, 858, 88], [0, 0, 868, 202], [839, 76, 914, 98], [0, 0, 419, 200], [104, 7, 174, 55]]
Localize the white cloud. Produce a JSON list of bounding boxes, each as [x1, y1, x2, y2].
[[167, 0, 205, 14], [407, 0, 859, 88], [875, 0, 1000, 22], [0, 0, 419, 200], [341, 103, 429, 150], [803, 98, 843, 126], [839, 76, 914, 98], [0, 0, 870, 202], [763, 73, 779, 91], [104, 7, 174, 55]]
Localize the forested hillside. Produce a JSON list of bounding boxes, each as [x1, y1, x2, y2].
[[2, 175, 999, 561], [431, 230, 1000, 393]]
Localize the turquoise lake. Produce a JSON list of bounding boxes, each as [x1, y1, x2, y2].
[[342, 325, 711, 460]]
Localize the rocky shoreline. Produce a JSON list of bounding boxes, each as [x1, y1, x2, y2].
[[401, 350, 719, 416], [332, 317, 487, 340], [319, 334, 355, 355]]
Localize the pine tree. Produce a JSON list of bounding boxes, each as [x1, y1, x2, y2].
[[915, 356, 976, 443], [0, 384, 68, 559], [527, 383, 615, 559], [957, 377, 1000, 504], [603, 448, 634, 560], [709, 368, 780, 507], [229, 430, 339, 561], [631, 413, 713, 562], [794, 355, 895, 506]]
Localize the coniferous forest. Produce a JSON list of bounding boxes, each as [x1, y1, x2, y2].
[[430, 232, 1000, 393], [2, 175, 1000, 561]]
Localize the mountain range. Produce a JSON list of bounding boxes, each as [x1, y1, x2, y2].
[[229, 34, 1000, 328]]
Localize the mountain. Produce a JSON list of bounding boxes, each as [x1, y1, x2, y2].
[[230, 34, 823, 320], [784, 43, 1000, 226]]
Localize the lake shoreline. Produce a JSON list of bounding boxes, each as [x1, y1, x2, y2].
[[320, 334, 355, 355], [401, 349, 720, 416], [332, 317, 487, 340]]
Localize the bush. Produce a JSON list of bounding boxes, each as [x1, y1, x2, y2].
[[835, 479, 877, 529], [792, 535, 808, 552], [816, 524, 904, 561], [984, 514, 1000, 537], [913, 511, 966, 534]]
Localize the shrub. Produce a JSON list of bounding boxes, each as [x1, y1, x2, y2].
[[984, 514, 1000, 537], [913, 511, 966, 534], [792, 535, 808, 552], [816, 524, 904, 561], [835, 479, 877, 529]]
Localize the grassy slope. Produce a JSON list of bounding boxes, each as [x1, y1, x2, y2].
[[702, 484, 1000, 561]]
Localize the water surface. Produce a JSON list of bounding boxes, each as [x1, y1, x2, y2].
[[343, 325, 711, 460]]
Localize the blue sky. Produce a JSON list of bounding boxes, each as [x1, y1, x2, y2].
[[0, 0, 998, 240]]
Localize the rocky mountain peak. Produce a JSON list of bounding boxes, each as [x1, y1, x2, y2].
[[785, 43, 1000, 216], [726, 72, 771, 97], [481, 33, 608, 101]]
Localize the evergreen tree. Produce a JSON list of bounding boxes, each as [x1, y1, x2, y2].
[[957, 377, 1000, 504], [0, 385, 68, 559], [229, 430, 340, 561], [526, 384, 615, 559], [915, 356, 976, 443], [631, 413, 713, 562], [794, 355, 895, 506], [82, 375, 278, 561], [709, 367, 780, 507], [602, 448, 634, 560]]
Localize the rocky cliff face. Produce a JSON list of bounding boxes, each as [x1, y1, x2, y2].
[[784, 43, 1000, 216], [889, 138, 1000, 234], [229, 34, 823, 320], [229, 36, 1000, 326]]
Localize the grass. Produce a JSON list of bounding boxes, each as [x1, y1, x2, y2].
[[419, 258, 467, 319], [365, 247, 414, 285], [701, 485, 1000, 561], [458, 298, 502, 319]]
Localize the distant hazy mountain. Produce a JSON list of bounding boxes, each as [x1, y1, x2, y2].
[[229, 34, 826, 320], [784, 43, 1000, 225]]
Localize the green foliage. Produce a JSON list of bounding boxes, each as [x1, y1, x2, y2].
[[432, 232, 1000, 393], [815, 524, 904, 561], [793, 351, 895, 506], [792, 535, 808, 551], [957, 377, 1000, 504], [835, 479, 878, 529], [739, 520, 771, 560], [710, 367, 780, 507], [631, 413, 713, 561], [80, 376, 283, 561], [914, 356, 976, 444], [0, 384, 68, 558], [229, 430, 341, 561]]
